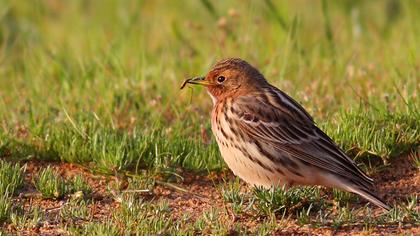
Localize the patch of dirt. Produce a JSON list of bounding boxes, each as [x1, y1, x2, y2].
[[374, 152, 420, 204], [1, 152, 419, 235]]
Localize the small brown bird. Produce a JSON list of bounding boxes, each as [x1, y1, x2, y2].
[[182, 58, 389, 210]]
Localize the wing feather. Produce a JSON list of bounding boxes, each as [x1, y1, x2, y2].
[[230, 89, 373, 186]]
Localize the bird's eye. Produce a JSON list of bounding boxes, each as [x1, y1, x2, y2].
[[217, 76, 226, 83]]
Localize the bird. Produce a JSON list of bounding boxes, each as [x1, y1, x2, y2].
[[181, 58, 390, 210]]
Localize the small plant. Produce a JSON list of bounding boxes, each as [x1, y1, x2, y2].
[[194, 207, 221, 233], [92, 131, 136, 175], [253, 186, 321, 216], [67, 221, 122, 236], [193, 207, 233, 235], [126, 174, 155, 192], [115, 194, 148, 226], [10, 206, 44, 231], [404, 195, 419, 222], [59, 199, 91, 222], [385, 205, 406, 223], [253, 187, 289, 215], [34, 166, 67, 199], [332, 188, 357, 206], [202, 207, 219, 224], [69, 175, 93, 197], [405, 195, 418, 211], [194, 214, 206, 232], [332, 207, 355, 229], [110, 193, 174, 234], [221, 179, 247, 215], [155, 199, 171, 213], [254, 213, 284, 235], [0, 191, 12, 223], [127, 198, 177, 234], [0, 160, 25, 196], [296, 204, 313, 225], [221, 178, 243, 203], [383, 197, 419, 224], [361, 207, 380, 228], [410, 150, 420, 169]]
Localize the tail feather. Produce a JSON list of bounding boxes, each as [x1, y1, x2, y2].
[[322, 173, 390, 210], [348, 186, 390, 210]]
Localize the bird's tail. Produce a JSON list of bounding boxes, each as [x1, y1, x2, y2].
[[347, 185, 390, 211]]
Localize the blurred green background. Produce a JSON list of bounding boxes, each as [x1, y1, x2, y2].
[[0, 0, 418, 173]]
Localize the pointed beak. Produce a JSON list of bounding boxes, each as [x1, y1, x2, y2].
[[180, 76, 213, 89]]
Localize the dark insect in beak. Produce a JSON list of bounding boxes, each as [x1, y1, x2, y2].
[[180, 76, 211, 90], [180, 79, 192, 90]]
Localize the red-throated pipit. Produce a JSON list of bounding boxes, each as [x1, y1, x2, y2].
[[182, 58, 389, 210]]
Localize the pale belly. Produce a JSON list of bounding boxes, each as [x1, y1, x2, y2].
[[215, 136, 329, 189], [210, 101, 323, 189], [217, 140, 289, 188], [211, 111, 290, 188]]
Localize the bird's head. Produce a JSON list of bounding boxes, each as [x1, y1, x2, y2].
[[182, 58, 268, 102]]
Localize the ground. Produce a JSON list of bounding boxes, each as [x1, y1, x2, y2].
[[1, 151, 418, 235]]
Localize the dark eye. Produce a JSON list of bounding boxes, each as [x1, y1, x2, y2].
[[217, 76, 226, 83]]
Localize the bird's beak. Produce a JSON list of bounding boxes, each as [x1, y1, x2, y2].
[[180, 76, 213, 89]]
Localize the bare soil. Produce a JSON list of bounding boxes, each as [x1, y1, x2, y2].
[[1, 152, 419, 235]]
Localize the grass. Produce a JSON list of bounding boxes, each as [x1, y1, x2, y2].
[[1, 1, 418, 170], [2, 183, 418, 234], [322, 104, 419, 164], [67, 222, 121, 236], [253, 186, 323, 216], [69, 175, 93, 198], [9, 206, 44, 232], [410, 149, 420, 169], [62, 187, 419, 234], [59, 198, 91, 224], [0, 191, 12, 223], [34, 166, 67, 199], [0, 0, 419, 234], [0, 160, 24, 196], [33, 167, 94, 200]]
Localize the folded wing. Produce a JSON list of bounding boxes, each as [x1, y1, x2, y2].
[[230, 87, 373, 189]]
